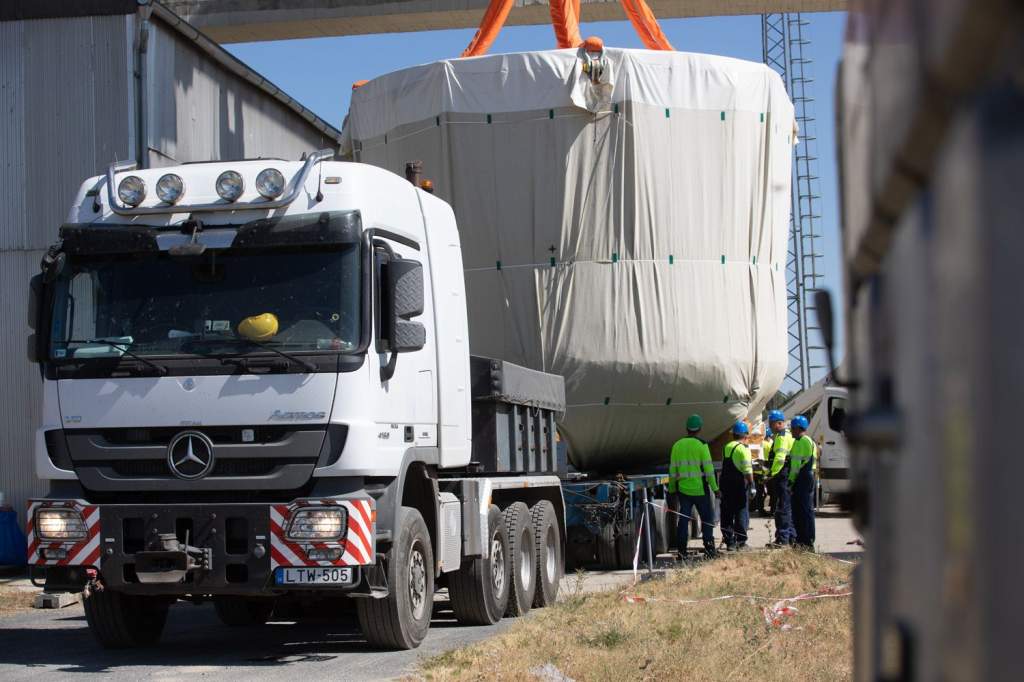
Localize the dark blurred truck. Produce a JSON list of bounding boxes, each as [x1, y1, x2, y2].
[[835, 2, 1024, 679]]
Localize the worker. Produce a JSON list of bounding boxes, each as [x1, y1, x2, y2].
[[788, 415, 818, 550], [667, 414, 718, 558], [751, 426, 771, 516], [719, 422, 755, 550], [765, 410, 796, 546]]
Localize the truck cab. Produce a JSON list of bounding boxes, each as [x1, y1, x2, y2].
[[26, 152, 565, 649]]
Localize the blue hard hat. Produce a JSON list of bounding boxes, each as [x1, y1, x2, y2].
[[791, 415, 809, 430], [732, 421, 750, 436], [768, 410, 785, 423]]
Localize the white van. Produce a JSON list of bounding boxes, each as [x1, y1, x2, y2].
[[782, 379, 850, 498]]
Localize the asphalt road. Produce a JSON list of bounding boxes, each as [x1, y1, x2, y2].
[[0, 512, 861, 680]]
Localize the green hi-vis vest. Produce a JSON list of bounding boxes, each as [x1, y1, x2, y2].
[[723, 441, 753, 475], [668, 436, 719, 496], [788, 434, 818, 483], [768, 431, 795, 477]]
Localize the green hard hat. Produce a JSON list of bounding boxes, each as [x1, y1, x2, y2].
[[686, 414, 703, 431]]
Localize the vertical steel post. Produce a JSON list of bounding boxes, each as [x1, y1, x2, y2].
[[641, 486, 654, 575]]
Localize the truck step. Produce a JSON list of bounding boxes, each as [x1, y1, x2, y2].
[[34, 592, 80, 609]]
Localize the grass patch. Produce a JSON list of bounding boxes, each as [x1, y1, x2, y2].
[[421, 550, 852, 681]]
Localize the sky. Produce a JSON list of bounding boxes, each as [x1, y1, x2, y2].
[[227, 11, 847, 390]]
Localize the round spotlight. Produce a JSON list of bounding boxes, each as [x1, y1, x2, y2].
[[255, 168, 286, 200], [117, 176, 146, 207], [155, 173, 185, 204], [215, 170, 244, 202]]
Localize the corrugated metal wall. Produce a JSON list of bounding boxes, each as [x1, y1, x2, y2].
[[146, 20, 337, 165], [0, 14, 132, 525], [0, 10, 339, 530]]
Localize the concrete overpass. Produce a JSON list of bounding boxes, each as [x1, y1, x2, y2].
[[166, 0, 845, 43]]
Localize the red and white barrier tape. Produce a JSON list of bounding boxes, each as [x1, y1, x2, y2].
[[621, 583, 852, 630]]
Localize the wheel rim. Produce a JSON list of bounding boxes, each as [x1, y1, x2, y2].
[[544, 525, 558, 583], [491, 537, 505, 597], [519, 530, 532, 591], [408, 541, 427, 620]]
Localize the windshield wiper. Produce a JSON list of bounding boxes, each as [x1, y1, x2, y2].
[[209, 337, 317, 372], [63, 339, 168, 376]]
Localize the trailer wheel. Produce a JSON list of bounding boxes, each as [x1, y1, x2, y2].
[[615, 519, 639, 569], [449, 505, 509, 625], [651, 499, 670, 555], [529, 501, 562, 608], [214, 597, 275, 626], [357, 506, 434, 649], [596, 522, 617, 568], [83, 589, 169, 648], [502, 502, 536, 616]]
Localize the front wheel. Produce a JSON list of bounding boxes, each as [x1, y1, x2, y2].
[[357, 506, 434, 649], [83, 589, 170, 648]]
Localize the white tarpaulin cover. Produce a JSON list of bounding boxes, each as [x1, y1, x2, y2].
[[342, 47, 795, 472]]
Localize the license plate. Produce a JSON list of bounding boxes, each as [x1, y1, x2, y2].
[[275, 566, 354, 586]]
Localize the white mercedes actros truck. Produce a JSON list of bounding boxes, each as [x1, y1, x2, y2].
[[25, 150, 567, 649]]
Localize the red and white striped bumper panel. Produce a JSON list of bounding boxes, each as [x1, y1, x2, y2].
[[26, 500, 101, 567], [269, 498, 375, 569]]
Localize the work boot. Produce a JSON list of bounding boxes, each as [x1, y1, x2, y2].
[[703, 542, 717, 559]]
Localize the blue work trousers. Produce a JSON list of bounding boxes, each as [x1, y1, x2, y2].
[[792, 468, 816, 548], [675, 492, 715, 549], [772, 476, 796, 545], [719, 492, 749, 548]]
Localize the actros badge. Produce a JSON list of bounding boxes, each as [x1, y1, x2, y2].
[[167, 431, 215, 480]]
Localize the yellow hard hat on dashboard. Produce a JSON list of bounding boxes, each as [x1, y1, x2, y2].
[[237, 313, 279, 341]]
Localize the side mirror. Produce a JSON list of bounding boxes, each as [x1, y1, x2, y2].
[[814, 288, 857, 389], [27, 274, 45, 364], [814, 289, 834, 353], [385, 257, 425, 353], [27, 333, 41, 364], [28, 274, 42, 331]]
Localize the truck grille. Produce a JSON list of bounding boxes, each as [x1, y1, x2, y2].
[[61, 426, 328, 493], [95, 457, 317, 478]]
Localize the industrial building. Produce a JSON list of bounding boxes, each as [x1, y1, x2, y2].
[[0, 1, 343, 523]]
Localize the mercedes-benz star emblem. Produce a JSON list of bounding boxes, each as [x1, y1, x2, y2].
[[167, 431, 215, 480]]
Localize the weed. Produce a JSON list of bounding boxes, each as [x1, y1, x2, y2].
[[422, 550, 853, 682]]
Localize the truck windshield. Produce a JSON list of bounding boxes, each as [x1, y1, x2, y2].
[[48, 245, 360, 360]]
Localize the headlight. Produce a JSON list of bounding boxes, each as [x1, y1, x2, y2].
[[286, 508, 346, 541], [215, 170, 244, 202], [117, 175, 146, 207], [255, 168, 286, 199], [35, 508, 87, 541], [156, 173, 185, 204]]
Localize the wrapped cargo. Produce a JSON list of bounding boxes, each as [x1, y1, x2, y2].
[[342, 47, 795, 473]]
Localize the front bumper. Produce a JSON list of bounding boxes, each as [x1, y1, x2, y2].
[[27, 497, 374, 595]]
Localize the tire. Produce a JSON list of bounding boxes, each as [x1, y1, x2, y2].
[[83, 589, 169, 648], [596, 522, 617, 569], [502, 502, 536, 617], [357, 506, 434, 649], [214, 597, 275, 626], [651, 500, 670, 555], [615, 518, 639, 569], [529, 501, 563, 608], [449, 505, 510, 625]]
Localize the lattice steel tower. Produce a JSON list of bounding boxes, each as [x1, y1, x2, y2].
[[762, 13, 825, 392]]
